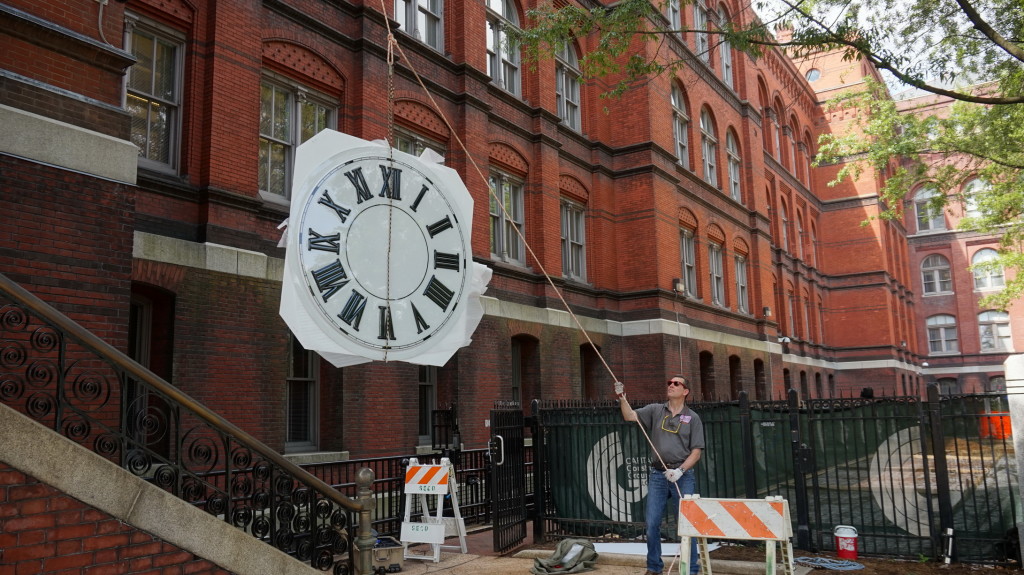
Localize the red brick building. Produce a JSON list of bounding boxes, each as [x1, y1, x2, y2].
[[4, 0, 1004, 463]]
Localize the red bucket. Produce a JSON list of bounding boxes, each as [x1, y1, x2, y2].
[[834, 525, 858, 559]]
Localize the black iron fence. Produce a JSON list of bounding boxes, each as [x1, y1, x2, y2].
[[0, 274, 373, 575], [531, 391, 1019, 565], [301, 447, 508, 537]]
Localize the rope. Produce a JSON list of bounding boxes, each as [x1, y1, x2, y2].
[[382, 27, 400, 362], [795, 557, 864, 571], [375, 0, 682, 484]]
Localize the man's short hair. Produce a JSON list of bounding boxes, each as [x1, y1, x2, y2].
[[672, 375, 691, 389]]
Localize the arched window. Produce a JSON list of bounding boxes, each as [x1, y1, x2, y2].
[[700, 108, 718, 187], [921, 254, 952, 294], [802, 133, 813, 186], [694, 0, 710, 62], [718, 6, 733, 88], [927, 314, 958, 354], [795, 213, 805, 260], [978, 311, 1011, 352], [486, 0, 521, 95], [726, 130, 741, 201], [671, 85, 690, 169], [972, 248, 1004, 289], [555, 43, 581, 131], [914, 186, 945, 232]]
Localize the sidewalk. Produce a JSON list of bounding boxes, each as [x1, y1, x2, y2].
[[386, 529, 812, 575]]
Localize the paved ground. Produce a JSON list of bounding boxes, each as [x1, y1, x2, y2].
[[380, 529, 811, 575]]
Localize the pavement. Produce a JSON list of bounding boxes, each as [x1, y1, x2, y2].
[[385, 528, 813, 575]]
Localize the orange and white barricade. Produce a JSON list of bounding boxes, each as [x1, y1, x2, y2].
[[677, 495, 794, 575], [400, 457, 467, 562]]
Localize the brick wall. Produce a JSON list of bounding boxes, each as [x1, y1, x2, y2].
[[0, 464, 231, 575]]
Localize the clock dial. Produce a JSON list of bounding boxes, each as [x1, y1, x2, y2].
[[296, 155, 469, 355]]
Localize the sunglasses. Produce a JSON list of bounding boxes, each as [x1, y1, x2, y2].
[[667, 380, 686, 388]]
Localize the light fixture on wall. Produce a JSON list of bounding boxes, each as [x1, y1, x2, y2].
[[779, 336, 792, 344], [672, 278, 687, 295], [763, 306, 772, 318], [900, 340, 907, 348]]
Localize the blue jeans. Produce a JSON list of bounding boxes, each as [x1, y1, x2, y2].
[[646, 468, 699, 574]]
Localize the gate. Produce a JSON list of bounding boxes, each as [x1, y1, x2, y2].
[[490, 402, 527, 553]]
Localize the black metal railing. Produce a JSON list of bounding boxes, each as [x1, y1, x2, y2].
[[301, 446, 534, 537], [532, 390, 1019, 565], [0, 273, 374, 575]]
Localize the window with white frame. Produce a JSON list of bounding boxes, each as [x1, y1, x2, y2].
[[979, 311, 1011, 352], [709, 242, 724, 305], [286, 335, 318, 452], [671, 85, 690, 169], [771, 108, 781, 162], [489, 170, 525, 264], [126, 19, 182, 172], [417, 365, 437, 445], [259, 79, 335, 198], [914, 186, 945, 232], [788, 120, 798, 172], [795, 214, 805, 260], [726, 131, 741, 201], [394, 126, 446, 159], [680, 228, 698, 298], [666, 0, 681, 32], [561, 199, 586, 280], [486, 0, 521, 95], [694, 0, 710, 62], [700, 109, 718, 187], [921, 254, 952, 294], [555, 44, 581, 131], [718, 6, 733, 88], [927, 314, 958, 354], [802, 135, 812, 186], [734, 255, 748, 313], [779, 203, 790, 251], [395, 0, 443, 51], [972, 248, 1004, 289], [962, 178, 986, 219]]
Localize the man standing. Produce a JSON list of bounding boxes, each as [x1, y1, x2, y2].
[[615, 377, 704, 575]]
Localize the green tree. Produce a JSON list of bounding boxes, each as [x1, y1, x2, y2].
[[512, 0, 1024, 308]]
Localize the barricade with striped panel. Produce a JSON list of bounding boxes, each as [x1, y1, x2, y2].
[[677, 496, 795, 575], [400, 457, 467, 563]]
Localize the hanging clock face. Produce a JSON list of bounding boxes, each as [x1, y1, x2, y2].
[[292, 149, 471, 358]]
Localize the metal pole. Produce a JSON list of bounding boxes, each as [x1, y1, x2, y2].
[[788, 388, 811, 549], [356, 467, 376, 575]]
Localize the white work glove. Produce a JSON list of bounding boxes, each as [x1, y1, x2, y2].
[[664, 468, 683, 483], [613, 381, 624, 397]]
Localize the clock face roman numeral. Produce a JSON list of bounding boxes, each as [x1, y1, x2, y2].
[[433, 251, 460, 271], [379, 166, 401, 200], [378, 306, 396, 341], [345, 167, 374, 204], [338, 290, 367, 330], [422, 275, 454, 311], [410, 184, 429, 212], [426, 216, 454, 238], [317, 190, 351, 222], [307, 228, 340, 253], [411, 302, 430, 334], [311, 260, 350, 302]]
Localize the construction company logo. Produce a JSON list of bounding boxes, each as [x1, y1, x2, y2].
[[586, 431, 647, 521]]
